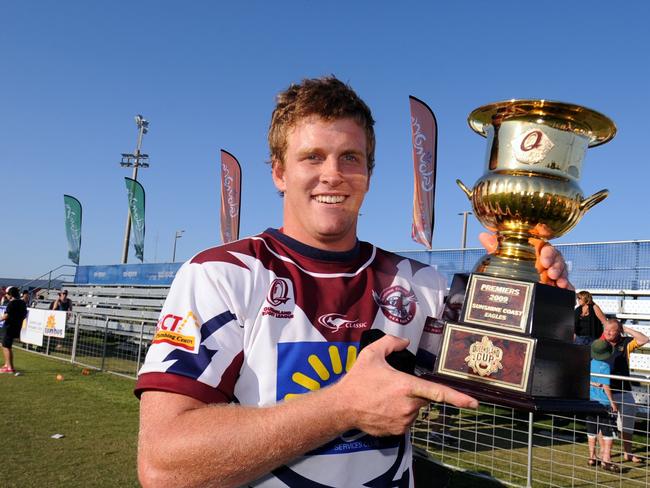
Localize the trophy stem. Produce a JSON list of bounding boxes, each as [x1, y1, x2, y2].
[[473, 232, 541, 282]]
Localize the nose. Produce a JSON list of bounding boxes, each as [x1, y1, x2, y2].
[[319, 157, 343, 186]]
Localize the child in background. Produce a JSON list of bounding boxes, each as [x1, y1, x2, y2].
[[586, 339, 620, 472]]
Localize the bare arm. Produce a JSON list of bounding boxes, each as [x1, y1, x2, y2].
[[138, 335, 477, 488], [602, 384, 618, 413], [623, 324, 649, 347], [593, 304, 608, 325]]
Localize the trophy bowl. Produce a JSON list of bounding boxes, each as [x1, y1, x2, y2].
[[457, 99, 616, 282]]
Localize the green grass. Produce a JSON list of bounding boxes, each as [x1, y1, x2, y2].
[[0, 349, 140, 487]]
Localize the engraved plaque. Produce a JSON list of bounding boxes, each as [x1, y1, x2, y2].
[[437, 323, 534, 392], [462, 275, 533, 332]]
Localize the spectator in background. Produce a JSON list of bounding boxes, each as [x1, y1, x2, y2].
[[574, 291, 607, 345], [0, 287, 7, 306], [586, 339, 619, 472], [1, 286, 28, 373], [51, 290, 72, 311], [21, 290, 30, 306], [603, 318, 649, 463]]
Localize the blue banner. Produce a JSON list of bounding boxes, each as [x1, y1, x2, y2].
[[74, 263, 182, 286]]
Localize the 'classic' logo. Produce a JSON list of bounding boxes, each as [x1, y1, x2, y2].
[[267, 278, 292, 306], [317, 313, 367, 333], [373, 285, 417, 325]]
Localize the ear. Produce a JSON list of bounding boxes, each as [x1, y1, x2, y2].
[[271, 160, 287, 193]]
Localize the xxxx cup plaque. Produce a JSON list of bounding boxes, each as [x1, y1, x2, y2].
[[429, 100, 616, 412]]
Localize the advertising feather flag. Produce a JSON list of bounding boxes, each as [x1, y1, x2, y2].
[[124, 177, 146, 262], [63, 195, 82, 264], [220, 149, 242, 244], [409, 95, 438, 249]]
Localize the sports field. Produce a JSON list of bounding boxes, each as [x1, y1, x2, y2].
[[0, 350, 140, 487]]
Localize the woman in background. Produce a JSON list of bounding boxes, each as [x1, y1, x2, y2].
[[574, 290, 608, 345]]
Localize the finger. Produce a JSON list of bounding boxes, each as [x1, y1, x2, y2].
[[546, 263, 564, 281], [556, 276, 575, 291], [532, 239, 555, 270], [409, 378, 479, 409], [479, 232, 498, 254]]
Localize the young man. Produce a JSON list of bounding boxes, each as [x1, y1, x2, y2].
[[603, 318, 648, 462], [1, 286, 28, 373], [136, 77, 570, 487]]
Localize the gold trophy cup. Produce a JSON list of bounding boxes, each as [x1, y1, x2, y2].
[[428, 100, 616, 412], [457, 99, 616, 281]]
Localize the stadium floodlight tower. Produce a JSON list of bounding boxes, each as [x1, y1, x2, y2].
[[172, 230, 185, 262], [119, 114, 150, 264]]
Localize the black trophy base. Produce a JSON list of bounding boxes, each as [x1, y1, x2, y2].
[[420, 372, 606, 414]]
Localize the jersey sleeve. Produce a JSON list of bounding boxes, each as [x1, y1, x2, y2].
[[135, 260, 245, 404]]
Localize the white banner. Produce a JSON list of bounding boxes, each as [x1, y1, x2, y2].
[[43, 310, 67, 339], [20, 309, 44, 346], [43, 310, 68, 339]]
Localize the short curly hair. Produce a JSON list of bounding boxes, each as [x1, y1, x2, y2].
[[268, 76, 375, 175]]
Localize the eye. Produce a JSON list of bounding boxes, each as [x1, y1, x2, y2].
[[342, 153, 359, 162], [304, 153, 321, 162]]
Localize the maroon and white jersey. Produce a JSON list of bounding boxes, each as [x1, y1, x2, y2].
[[136, 228, 446, 487]]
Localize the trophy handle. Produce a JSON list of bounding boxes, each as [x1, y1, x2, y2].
[[456, 179, 473, 199], [580, 189, 609, 213]]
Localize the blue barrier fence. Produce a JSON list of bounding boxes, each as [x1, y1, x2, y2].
[[73, 240, 650, 290], [74, 263, 182, 286], [398, 240, 650, 290]]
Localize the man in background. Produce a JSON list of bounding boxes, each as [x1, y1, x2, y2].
[[603, 318, 648, 463]]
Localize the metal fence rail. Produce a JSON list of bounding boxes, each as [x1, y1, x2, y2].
[[20, 311, 156, 379]]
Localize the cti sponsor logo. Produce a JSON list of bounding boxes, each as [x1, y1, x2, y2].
[[373, 285, 418, 325], [317, 313, 366, 333], [153, 311, 200, 351]]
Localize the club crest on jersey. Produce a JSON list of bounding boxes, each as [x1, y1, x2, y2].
[[373, 285, 417, 325], [267, 278, 292, 306], [317, 313, 367, 333]]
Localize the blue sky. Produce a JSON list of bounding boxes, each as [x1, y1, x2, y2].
[[2, 1, 649, 278]]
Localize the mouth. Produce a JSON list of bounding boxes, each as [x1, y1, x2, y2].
[[314, 195, 346, 204]]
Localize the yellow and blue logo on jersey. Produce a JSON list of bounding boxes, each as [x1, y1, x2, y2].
[[276, 341, 401, 455], [277, 341, 358, 402]]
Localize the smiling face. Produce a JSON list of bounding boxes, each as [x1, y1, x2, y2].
[[272, 116, 370, 251]]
